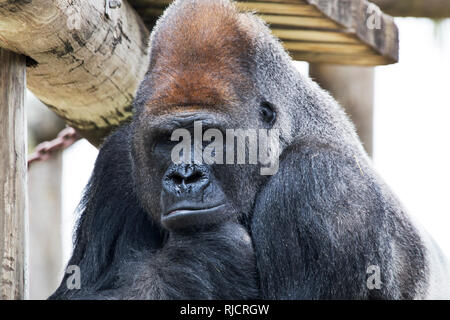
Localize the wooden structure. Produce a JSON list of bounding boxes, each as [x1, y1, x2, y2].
[[0, 0, 398, 146], [372, 0, 450, 18], [0, 0, 150, 146], [0, 49, 27, 300], [131, 0, 398, 66], [0, 0, 402, 299]]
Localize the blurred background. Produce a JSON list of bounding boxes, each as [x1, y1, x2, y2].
[[26, 17, 450, 299]]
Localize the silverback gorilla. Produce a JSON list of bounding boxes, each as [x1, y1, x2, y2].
[[51, 0, 450, 299]]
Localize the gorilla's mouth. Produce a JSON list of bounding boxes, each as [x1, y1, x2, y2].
[[160, 162, 233, 230], [161, 203, 229, 229]]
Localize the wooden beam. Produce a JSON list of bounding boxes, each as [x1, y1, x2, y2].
[[304, 0, 398, 64], [0, 0, 150, 146], [261, 14, 341, 29], [129, 0, 399, 66], [272, 29, 361, 44], [0, 48, 27, 300], [372, 0, 450, 18], [236, 2, 323, 16]]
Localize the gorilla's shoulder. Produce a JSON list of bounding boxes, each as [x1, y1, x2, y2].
[[93, 124, 134, 184], [98, 124, 133, 163], [81, 123, 138, 212]]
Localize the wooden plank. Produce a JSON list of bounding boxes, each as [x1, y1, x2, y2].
[[0, 48, 27, 300], [129, 0, 398, 66], [283, 41, 374, 55], [236, 2, 323, 16], [132, 1, 323, 17], [132, 0, 309, 7], [0, 0, 150, 146], [272, 28, 360, 43], [137, 11, 341, 30], [290, 51, 391, 65], [261, 14, 341, 29]]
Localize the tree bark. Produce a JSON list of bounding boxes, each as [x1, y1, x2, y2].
[[0, 48, 27, 300], [372, 0, 450, 18]]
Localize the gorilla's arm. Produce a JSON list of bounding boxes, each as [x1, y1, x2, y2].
[[121, 222, 258, 299], [50, 125, 257, 300], [49, 125, 161, 299], [251, 142, 426, 299]]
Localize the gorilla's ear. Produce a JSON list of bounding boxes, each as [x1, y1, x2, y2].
[[251, 140, 389, 299], [50, 125, 162, 299]]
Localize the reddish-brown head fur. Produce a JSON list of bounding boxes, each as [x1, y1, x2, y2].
[[143, 0, 258, 114]]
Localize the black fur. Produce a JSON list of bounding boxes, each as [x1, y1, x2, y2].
[[252, 141, 426, 299]]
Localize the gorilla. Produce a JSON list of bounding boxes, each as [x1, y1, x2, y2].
[[50, 0, 450, 299]]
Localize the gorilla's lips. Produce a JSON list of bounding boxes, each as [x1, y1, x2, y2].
[[162, 203, 230, 229], [160, 162, 233, 230]]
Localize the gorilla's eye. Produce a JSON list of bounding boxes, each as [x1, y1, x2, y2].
[[260, 101, 276, 125]]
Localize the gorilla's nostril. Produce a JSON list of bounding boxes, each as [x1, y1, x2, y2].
[[165, 164, 208, 193], [169, 173, 184, 185], [185, 171, 204, 184]]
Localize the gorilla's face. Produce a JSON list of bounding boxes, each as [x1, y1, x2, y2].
[[129, 0, 285, 231], [131, 98, 277, 231]]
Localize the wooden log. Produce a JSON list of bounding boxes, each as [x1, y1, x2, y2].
[[0, 0, 150, 146], [372, 0, 450, 18], [0, 48, 27, 300]]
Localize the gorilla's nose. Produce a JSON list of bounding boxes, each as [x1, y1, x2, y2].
[[163, 164, 209, 195]]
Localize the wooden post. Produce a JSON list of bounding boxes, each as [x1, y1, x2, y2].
[[309, 64, 374, 156], [27, 93, 64, 299], [28, 153, 63, 300], [0, 48, 27, 300]]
